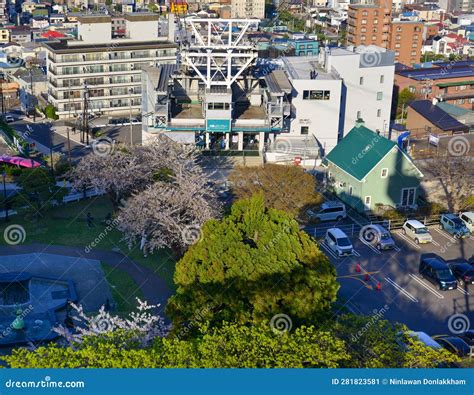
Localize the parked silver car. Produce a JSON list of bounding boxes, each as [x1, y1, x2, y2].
[[363, 224, 396, 250]]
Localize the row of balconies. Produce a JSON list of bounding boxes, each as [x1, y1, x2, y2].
[[48, 51, 176, 65], [49, 90, 142, 102]]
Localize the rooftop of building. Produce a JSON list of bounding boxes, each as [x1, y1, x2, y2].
[[408, 100, 469, 131], [397, 61, 474, 80], [42, 39, 176, 53], [281, 56, 337, 80]]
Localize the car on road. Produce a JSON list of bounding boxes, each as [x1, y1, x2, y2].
[[325, 228, 353, 257], [307, 201, 346, 222], [363, 224, 396, 250], [402, 219, 433, 244], [419, 254, 457, 291], [440, 213, 470, 239], [459, 211, 474, 234], [433, 335, 473, 358], [4, 114, 14, 123], [447, 259, 474, 286]]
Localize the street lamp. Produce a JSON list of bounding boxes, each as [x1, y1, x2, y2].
[[2, 171, 8, 222]]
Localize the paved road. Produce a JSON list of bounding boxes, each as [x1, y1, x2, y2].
[[311, 220, 474, 336], [0, 243, 173, 317], [8, 118, 142, 160]]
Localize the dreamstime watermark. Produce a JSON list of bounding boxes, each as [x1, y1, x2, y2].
[[5, 376, 85, 389], [350, 305, 390, 343], [91, 137, 115, 157], [447, 313, 470, 335], [270, 313, 293, 335], [0, 304, 34, 339], [274, 139, 293, 154], [84, 218, 120, 254], [358, 45, 384, 68], [3, 224, 26, 245], [181, 224, 202, 246], [263, 225, 292, 252], [175, 303, 221, 340], [359, 225, 379, 247], [447, 136, 470, 157], [351, 133, 381, 166]]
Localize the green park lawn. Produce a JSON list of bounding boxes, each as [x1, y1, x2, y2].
[[0, 196, 177, 288], [100, 263, 144, 314]]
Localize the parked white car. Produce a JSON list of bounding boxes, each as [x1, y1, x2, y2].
[[401, 220, 433, 244], [459, 212, 474, 234], [325, 228, 353, 257]]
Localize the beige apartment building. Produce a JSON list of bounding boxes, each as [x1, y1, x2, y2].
[[44, 13, 177, 119], [231, 0, 265, 19]]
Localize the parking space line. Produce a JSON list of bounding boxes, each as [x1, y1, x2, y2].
[[434, 228, 457, 243], [318, 242, 340, 260], [385, 277, 419, 303], [352, 249, 361, 257], [358, 238, 381, 254], [393, 245, 401, 252], [431, 239, 440, 247], [457, 287, 470, 296], [408, 274, 444, 299], [395, 231, 421, 249]]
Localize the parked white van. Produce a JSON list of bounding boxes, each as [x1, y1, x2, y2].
[[307, 201, 346, 222], [401, 220, 433, 244], [325, 228, 353, 257]]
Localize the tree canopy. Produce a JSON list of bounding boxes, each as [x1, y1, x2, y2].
[[229, 164, 322, 217], [166, 194, 339, 329]]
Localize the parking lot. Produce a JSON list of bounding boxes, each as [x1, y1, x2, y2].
[[306, 219, 474, 335]]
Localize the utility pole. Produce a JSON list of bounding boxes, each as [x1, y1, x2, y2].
[[66, 127, 72, 165], [82, 85, 90, 145], [129, 87, 133, 146]]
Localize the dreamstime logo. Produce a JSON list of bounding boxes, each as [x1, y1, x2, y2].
[[359, 225, 379, 247], [181, 224, 202, 245], [270, 313, 292, 335], [91, 137, 115, 157], [92, 316, 113, 332], [447, 313, 470, 335], [359, 45, 383, 67], [3, 224, 26, 245], [275, 139, 292, 154], [447, 136, 470, 157]]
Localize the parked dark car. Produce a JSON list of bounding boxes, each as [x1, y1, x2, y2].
[[419, 254, 457, 291], [433, 335, 473, 358], [447, 259, 474, 286]]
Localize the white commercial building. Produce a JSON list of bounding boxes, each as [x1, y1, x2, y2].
[[281, 45, 395, 154]]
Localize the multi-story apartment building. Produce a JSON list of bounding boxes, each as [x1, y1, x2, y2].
[[44, 13, 177, 119], [390, 21, 423, 66], [347, 1, 392, 49], [231, 0, 265, 19], [347, 1, 423, 66], [0, 0, 6, 24], [438, 0, 473, 13]]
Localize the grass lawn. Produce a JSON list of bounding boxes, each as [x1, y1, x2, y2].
[[101, 263, 144, 314], [0, 196, 177, 288]]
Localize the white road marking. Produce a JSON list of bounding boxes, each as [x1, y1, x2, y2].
[[393, 245, 401, 252], [457, 287, 470, 296], [359, 238, 381, 254], [319, 242, 339, 260], [395, 231, 421, 249], [434, 228, 457, 243], [408, 274, 444, 299], [352, 249, 361, 257], [431, 239, 441, 247], [385, 277, 419, 303]]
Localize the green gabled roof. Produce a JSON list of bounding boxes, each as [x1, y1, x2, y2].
[[325, 125, 397, 181]]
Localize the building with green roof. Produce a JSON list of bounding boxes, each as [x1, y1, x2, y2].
[[324, 122, 424, 213]]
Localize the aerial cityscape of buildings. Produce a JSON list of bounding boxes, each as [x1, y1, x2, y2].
[[0, 0, 472, 376]]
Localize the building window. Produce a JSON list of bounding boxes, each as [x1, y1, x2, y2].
[[395, 43, 401, 48], [411, 51, 417, 56], [377, 109, 382, 117], [381, 168, 388, 178], [412, 43, 418, 48], [380, 75, 384, 83], [301, 126, 309, 135], [362, 19, 367, 24], [302, 90, 330, 100], [377, 92, 383, 100], [359, 76, 364, 85]]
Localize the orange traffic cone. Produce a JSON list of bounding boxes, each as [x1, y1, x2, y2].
[[376, 282, 381, 291], [364, 273, 369, 282], [356, 263, 361, 273]]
